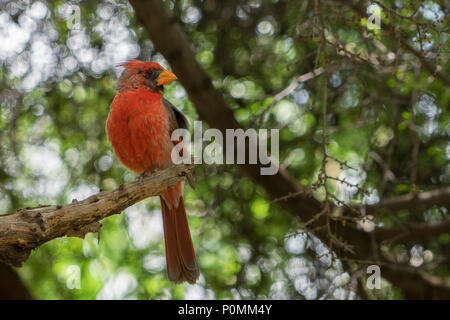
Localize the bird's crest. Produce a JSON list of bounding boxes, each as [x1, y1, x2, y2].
[[118, 60, 163, 72]]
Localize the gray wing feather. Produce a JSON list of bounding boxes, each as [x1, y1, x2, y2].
[[161, 97, 195, 189], [162, 98, 189, 130]]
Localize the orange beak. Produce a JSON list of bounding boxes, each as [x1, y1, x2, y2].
[[157, 69, 178, 85]]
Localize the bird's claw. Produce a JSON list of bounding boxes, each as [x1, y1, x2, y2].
[[179, 170, 196, 189], [136, 172, 147, 183]]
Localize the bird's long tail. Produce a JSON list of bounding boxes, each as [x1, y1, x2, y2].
[[160, 184, 199, 284]]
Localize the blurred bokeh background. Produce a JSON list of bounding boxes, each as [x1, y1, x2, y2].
[[0, 0, 448, 299]]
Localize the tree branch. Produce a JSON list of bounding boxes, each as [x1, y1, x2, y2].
[[375, 219, 450, 243], [0, 164, 194, 267], [380, 260, 450, 299], [363, 186, 450, 215]]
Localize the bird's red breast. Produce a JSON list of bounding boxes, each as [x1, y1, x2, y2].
[[106, 88, 174, 174]]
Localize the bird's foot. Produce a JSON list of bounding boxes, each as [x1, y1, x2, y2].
[[136, 172, 147, 183], [179, 170, 196, 190]]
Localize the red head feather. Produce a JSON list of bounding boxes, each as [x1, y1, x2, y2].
[[119, 60, 163, 71], [116, 60, 169, 92]]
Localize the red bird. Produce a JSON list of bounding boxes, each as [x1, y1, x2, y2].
[[106, 60, 199, 284]]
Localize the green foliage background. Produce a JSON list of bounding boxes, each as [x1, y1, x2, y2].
[[0, 0, 448, 299]]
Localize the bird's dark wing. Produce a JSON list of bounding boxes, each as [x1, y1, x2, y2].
[[162, 97, 189, 130], [161, 97, 195, 189]]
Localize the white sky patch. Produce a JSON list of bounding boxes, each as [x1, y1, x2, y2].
[[285, 234, 307, 254], [0, 13, 30, 60], [311, 236, 335, 267], [82, 236, 99, 258], [293, 88, 309, 105], [236, 244, 252, 263], [67, 31, 90, 51], [184, 285, 215, 300], [63, 55, 78, 72], [91, 14, 141, 74], [324, 268, 338, 281], [9, 52, 31, 78], [89, 259, 110, 282], [332, 272, 350, 287], [64, 148, 81, 168], [96, 271, 138, 300], [74, 46, 96, 65], [97, 153, 113, 172], [294, 275, 317, 299], [329, 153, 366, 204], [274, 100, 302, 124], [414, 94, 440, 137], [335, 170, 362, 203], [362, 188, 379, 205], [0, 193, 12, 213], [182, 6, 202, 24], [285, 257, 311, 280], [21, 34, 57, 91], [245, 264, 261, 285], [28, 1, 48, 20], [173, 85, 187, 99], [1, 1, 141, 90], [329, 73, 342, 88], [419, 2, 444, 21], [184, 285, 204, 299], [269, 281, 289, 299], [97, 3, 115, 20], [257, 19, 275, 36], [19, 12, 38, 32], [333, 287, 349, 299], [125, 202, 163, 250], [143, 254, 165, 273], [236, 6, 249, 20], [0, 1, 57, 91], [357, 215, 375, 232], [230, 82, 246, 98], [68, 184, 100, 202], [21, 144, 70, 199], [410, 244, 425, 267], [284, 231, 346, 298], [184, 275, 214, 299]]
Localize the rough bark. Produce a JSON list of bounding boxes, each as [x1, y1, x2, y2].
[[0, 164, 194, 267], [375, 219, 450, 243], [365, 186, 450, 215]]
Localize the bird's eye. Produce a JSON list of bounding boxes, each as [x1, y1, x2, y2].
[[145, 69, 160, 81]]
